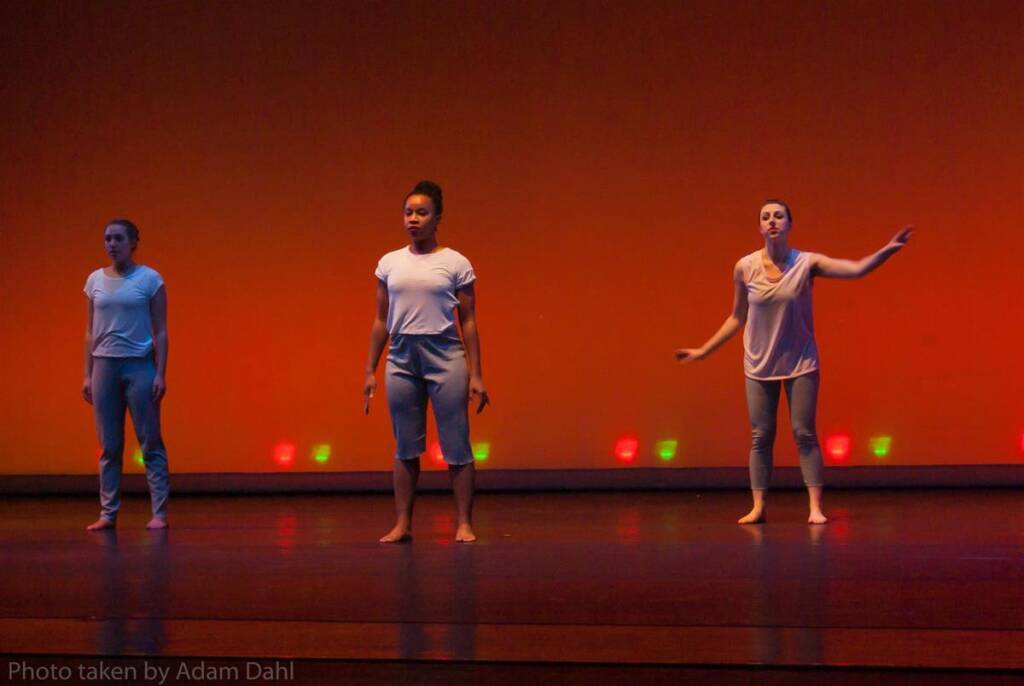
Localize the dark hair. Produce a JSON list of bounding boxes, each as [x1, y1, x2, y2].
[[760, 199, 792, 223], [107, 219, 140, 243], [404, 180, 443, 215]]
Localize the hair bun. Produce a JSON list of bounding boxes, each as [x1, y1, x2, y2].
[[407, 180, 444, 215]]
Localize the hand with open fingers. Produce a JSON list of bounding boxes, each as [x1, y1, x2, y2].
[[469, 376, 490, 414], [674, 348, 705, 364], [363, 374, 376, 415], [889, 225, 914, 250]]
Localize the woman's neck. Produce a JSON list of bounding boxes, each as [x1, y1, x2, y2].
[[763, 240, 791, 266], [409, 238, 439, 255], [110, 259, 136, 275]]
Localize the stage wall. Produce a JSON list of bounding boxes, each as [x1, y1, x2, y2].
[[1, 1, 1021, 475]]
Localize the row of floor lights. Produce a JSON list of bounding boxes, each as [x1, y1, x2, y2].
[[271, 441, 492, 467], [267, 431, 1024, 467], [825, 434, 894, 461], [614, 435, 897, 463], [273, 442, 331, 467], [614, 437, 677, 463]]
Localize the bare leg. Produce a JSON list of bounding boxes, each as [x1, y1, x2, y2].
[[380, 458, 419, 543], [450, 462, 476, 542], [87, 518, 116, 531], [738, 489, 766, 524], [807, 485, 827, 524]]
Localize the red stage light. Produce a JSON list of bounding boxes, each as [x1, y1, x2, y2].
[[825, 435, 850, 462], [430, 441, 446, 464], [274, 442, 295, 467], [614, 437, 639, 463]]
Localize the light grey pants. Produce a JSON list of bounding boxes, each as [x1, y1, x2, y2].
[[745, 370, 824, 490], [385, 333, 473, 466], [92, 355, 170, 521]]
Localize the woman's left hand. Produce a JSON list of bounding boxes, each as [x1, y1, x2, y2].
[[469, 376, 490, 414], [152, 375, 167, 402], [887, 225, 914, 251]]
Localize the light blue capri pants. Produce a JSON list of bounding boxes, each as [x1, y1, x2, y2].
[[745, 370, 824, 490], [385, 333, 473, 466], [92, 355, 170, 522]]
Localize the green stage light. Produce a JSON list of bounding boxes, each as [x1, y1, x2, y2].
[[869, 436, 892, 458], [655, 439, 678, 461], [312, 444, 331, 464]]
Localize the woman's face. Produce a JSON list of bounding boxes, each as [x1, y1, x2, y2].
[[759, 203, 791, 242], [104, 224, 135, 263], [404, 194, 440, 242]]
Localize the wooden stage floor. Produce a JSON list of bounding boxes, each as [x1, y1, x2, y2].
[[1, 490, 1022, 684]]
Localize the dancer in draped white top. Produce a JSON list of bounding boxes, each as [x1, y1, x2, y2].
[[675, 200, 912, 524]]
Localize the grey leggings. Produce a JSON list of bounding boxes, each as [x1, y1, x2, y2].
[[745, 371, 824, 490], [92, 355, 170, 521]]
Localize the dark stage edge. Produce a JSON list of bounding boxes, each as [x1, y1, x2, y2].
[[1, 490, 1022, 685], [3, 464, 1024, 494]]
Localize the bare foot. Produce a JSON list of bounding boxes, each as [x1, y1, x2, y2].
[[145, 517, 168, 530], [86, 518, 115, 531], [807, 510, 828, 525], [455, 523, 476, 543], [379, 525, 412, 543], [737, 508, 765, 524]]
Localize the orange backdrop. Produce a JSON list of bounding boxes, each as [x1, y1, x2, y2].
[[1, 1, 1021, 475]]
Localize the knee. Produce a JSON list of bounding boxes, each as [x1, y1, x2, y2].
[[751, 428, 775, 451], [139, 435, 165, 452], [100, 439, 125, 453], [792, 427, 819, 450]]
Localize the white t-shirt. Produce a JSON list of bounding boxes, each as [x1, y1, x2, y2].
[[740, 249, 820, 380], [375, 246, 476, 335], [84, 265, 165, 358]]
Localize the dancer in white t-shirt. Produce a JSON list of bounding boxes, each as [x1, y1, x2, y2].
[[675, 200, 912, 524], [83, 219, 170, 531], [364, 181, 490, 543]]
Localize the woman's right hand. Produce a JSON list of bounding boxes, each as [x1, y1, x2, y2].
[[363, 373, 376, 415], [674, 348, 705, 364], [82, 379, 93, 405]]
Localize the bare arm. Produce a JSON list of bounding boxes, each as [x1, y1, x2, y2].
[[150, 286, 168, 401], [456, 282, 490, 413], [83, 298, 95, 404], [812, 226, 913, 279], [675, 261, 748, 364], [363, 279, 390, 414]]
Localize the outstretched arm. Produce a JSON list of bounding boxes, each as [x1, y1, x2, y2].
[[675, 262, 748, 364], [363, 280, 390, 414], [457, 282, 490, 414], [812, 226, 913, 279]]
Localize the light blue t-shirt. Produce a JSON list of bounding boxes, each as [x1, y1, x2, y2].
[[375, 247, 475, 335], [84, 265, 164, 358]]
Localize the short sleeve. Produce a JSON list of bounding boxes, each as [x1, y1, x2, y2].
[[83, 271, 97, 299], [454, 255, 476, 289], [147, 269, 165, 298], [374, 257, 388, 282]]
